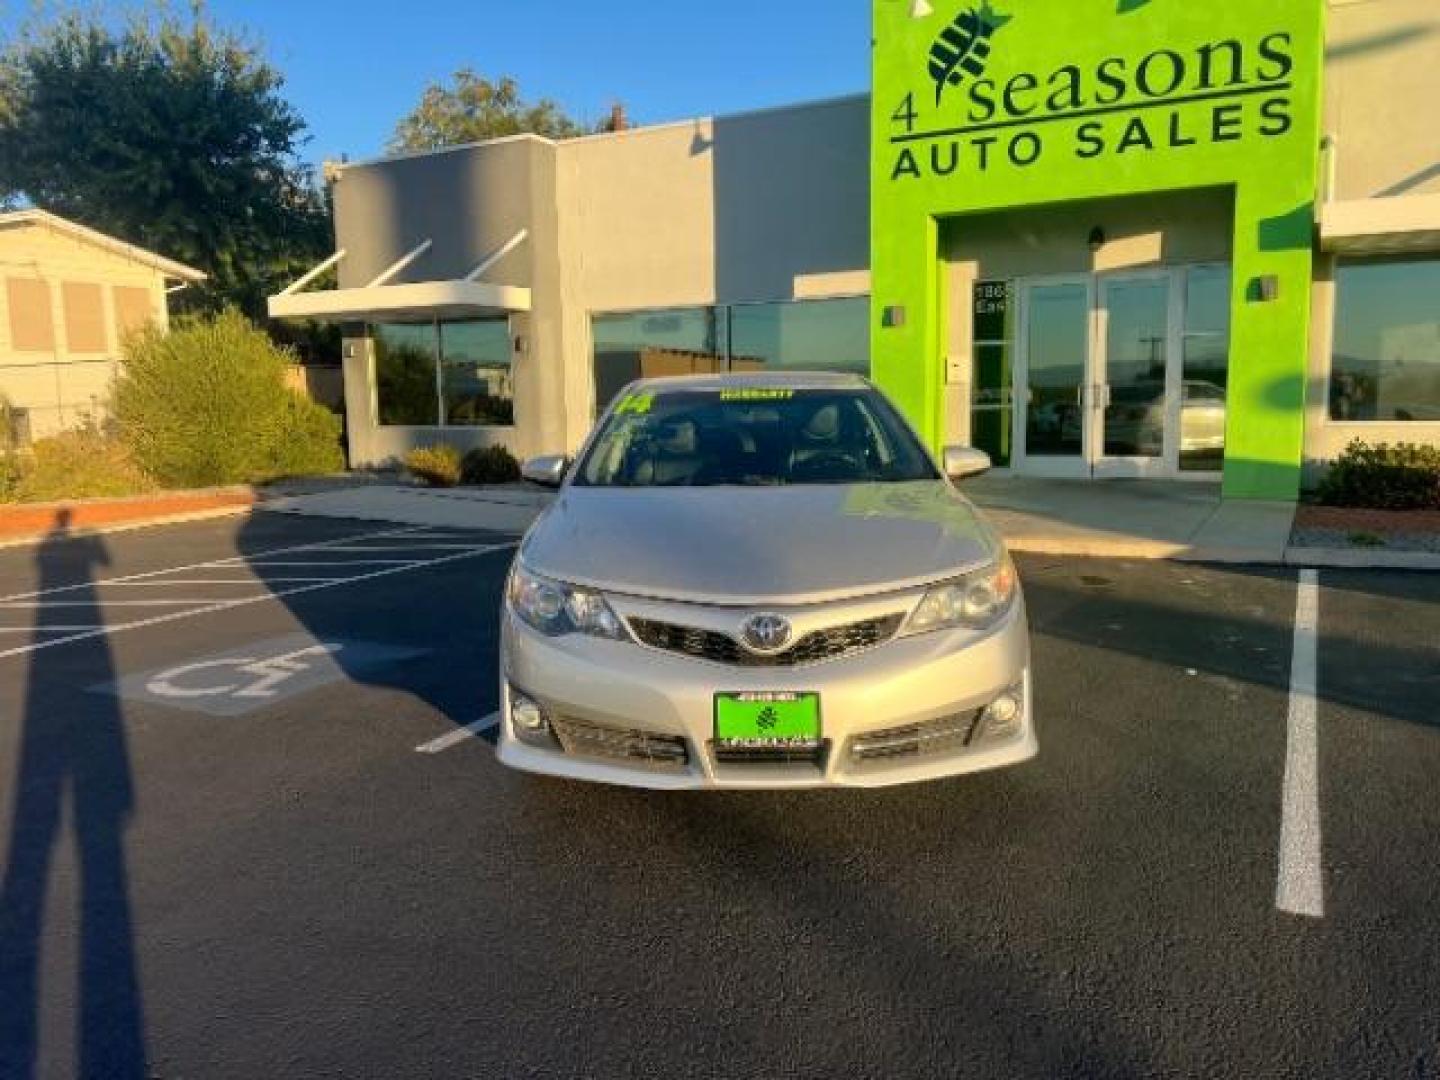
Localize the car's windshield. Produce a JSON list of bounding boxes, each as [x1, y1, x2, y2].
[[574, 387, 940, 488]]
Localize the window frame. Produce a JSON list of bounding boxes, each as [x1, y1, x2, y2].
[[370, 315, 514, 429], [1326, 254, 1440, 427], [587, 294, 871, 416]]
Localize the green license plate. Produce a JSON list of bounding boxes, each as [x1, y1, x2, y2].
[[714, 692, 821, 747]]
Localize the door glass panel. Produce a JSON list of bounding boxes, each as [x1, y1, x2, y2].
[[972, 281, 1013, 467], [1025, 284, 1088, 458], [1181, 266, 1231, 472], [1103, 279, 1168, 459]]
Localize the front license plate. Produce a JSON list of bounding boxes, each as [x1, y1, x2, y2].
[[714, 692, 821, 748]]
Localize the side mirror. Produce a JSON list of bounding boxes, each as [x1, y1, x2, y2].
[[521, 454, 569, 488], [942, 446, 992, 481]]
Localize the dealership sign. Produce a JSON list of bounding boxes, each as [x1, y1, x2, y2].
[[889, 4, 1299, 181]]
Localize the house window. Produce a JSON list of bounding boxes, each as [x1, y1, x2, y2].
[[373, 318, 514, 427], [112, 285, 155, 340], [1330, 258, 1440, 422], [62, 282, 108, 353], [590, 297, 870, 415], [6, 278, 55, 352]]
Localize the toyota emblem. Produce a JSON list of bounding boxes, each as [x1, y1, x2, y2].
[[740, 614, 794, 655]]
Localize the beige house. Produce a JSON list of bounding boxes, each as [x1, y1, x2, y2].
[[0, 209, 206, 442]]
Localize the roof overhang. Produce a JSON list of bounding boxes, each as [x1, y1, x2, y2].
[[266, 280, 531, 323], [0, 208, 207, 282], [1320, 194, 1440, 255]]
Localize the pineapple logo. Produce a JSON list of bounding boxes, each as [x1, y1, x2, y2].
[[928, 2, 1014, 107]]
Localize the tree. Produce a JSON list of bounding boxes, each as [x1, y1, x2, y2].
[[0, 5, 331, 320], [389, 71, 588, 153]]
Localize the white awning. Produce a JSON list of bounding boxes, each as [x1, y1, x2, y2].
[[267, 230, 531, 323], [1320, 194, 1440, 255], [267, 279, 531, 323]]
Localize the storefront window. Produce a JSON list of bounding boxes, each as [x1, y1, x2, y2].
[[971, 281, 1013, 467], [591, 308, 723, 414], [1331, 259, 1440, 422], [727, 297, 870, 376], [374, 322, 439, 427], [1180, 266, 1232, 472], [441, 319, 514, 426], [591, 299, 870, 415], [373, 318, 515, 427]]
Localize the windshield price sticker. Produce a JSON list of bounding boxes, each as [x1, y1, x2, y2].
[[719, 389, 796, 403]]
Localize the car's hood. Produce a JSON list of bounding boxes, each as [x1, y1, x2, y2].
[[519, 481, 1001, 606]]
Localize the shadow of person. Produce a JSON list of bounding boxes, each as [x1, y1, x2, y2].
[[0, 509, 145, 1077]]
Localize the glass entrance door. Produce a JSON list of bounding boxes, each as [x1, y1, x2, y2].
[[1014, 278, 1092, 478], [1010, 266, 1227, 480], [1094, 272, 1175, 478]]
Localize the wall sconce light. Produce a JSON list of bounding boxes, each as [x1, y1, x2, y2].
[[1088, 226, 1106, 252], [910, 0, 934, 16], [513, 335, 528, 355], [1250, 275, 1281, 303], [882, 305, 908, 328]]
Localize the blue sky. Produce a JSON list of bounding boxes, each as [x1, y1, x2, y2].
[[180, 0, 874, 165]]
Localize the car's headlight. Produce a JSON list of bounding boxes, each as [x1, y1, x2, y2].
[[903, 556, 1018, 636], [506, 563, 628, 640]]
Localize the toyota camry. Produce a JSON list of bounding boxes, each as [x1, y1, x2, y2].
[[498, 372, 1035, 789]]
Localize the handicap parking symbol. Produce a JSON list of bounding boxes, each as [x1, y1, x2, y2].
[[97, 634, 426, 717]]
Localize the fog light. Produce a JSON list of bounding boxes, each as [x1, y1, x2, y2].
[[510, 688, 557, 749], [977, 685, 1024, 742]]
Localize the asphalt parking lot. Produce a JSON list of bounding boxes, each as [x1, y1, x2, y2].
[[0, 511, 1437, 1079]]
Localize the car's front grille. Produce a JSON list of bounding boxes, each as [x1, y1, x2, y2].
[[848, 710, 983, 763], [550, 715, 690, 770], [711, 741, 828, 767], [629, 613, 904, 668]]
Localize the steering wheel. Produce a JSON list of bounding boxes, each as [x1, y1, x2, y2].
[[791, 450, 864, 481]]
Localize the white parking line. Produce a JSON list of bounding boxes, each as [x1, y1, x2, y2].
[[1277, 569, 1324, 919], [0, 525, 437, 603], [107, 578, 341, 586], [0, 542, 515, 661], [0, 599, 268, 608], [415, 712, 500, 755], [241, 559, 422, 568]]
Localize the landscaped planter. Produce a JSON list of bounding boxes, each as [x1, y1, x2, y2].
[[0, 487, 256, 542]]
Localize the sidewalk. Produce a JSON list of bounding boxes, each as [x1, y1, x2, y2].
[[257, 478, 1440, 570]]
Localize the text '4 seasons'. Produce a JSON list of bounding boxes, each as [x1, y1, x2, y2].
[[890, 29, 1298, 180]]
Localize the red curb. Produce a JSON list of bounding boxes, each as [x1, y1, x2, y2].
[[0, 488, 257, 541]]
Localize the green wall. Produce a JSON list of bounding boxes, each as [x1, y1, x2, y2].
[[871, 0, 1325, 499]]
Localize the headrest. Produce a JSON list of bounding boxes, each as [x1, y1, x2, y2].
[[800, 405, 840, 442], [655, 420, 697, 455]]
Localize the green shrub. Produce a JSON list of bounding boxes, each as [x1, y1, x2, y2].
[[115, 309, 345, 487], [406, 444, 462, 488], [461, 444, 521, 485], [15, 428, 155, 502], [1317, 440, 1440, 511]]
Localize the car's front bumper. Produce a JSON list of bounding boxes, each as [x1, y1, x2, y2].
[[497, 596, 1035, 790]]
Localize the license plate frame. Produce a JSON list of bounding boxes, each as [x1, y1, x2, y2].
[[713, 691, 822, 749]]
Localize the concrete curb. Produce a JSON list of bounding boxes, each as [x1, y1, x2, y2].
[[1006, 534, 1440, 570], [0, 487, 257, 549], [1282, 547, 1440, 571]]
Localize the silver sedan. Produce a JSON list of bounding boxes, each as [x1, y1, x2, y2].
[[498, 373, 1035, 789]]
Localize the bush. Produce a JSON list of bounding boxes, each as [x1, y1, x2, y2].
[[114, 310, 345, 487], [15, 428, 155, 502], [406, 444, 462, 488], [461, 444, 521, 485], [1317, 440, 1440, 511]]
